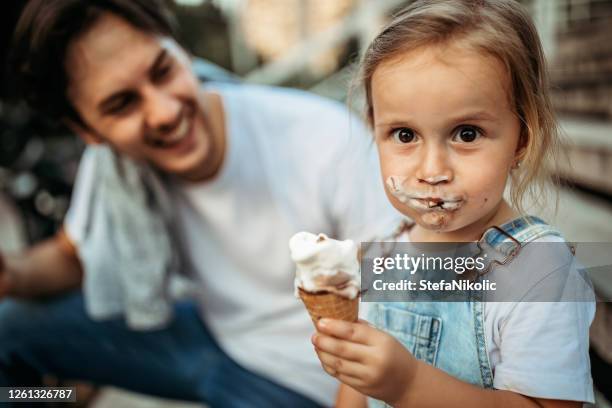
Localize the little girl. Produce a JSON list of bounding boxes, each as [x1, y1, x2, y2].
[[311, 1, 595, 407]]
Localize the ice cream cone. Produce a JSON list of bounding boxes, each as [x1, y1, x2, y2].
[[298, 288, 359, 326]]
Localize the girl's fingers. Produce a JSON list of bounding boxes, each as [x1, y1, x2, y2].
[[315, 349, 369, 379], [335, 372, 366, 390], [312, 333, 370, 362], [321, 362, 338, 377], [316, 318, 372, 344]]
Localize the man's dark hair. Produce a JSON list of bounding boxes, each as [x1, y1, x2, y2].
[[9, 0, 178, 124]]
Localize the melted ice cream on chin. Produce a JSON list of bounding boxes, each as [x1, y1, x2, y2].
[[422, 211, 448, 228], [289, 232, 360, 299], [386, 175, 464, 229]]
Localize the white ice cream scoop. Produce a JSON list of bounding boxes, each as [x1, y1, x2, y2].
[[289, 232, 360, 299]]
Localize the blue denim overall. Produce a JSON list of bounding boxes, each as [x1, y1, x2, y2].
[[367, 216, 562, 407]]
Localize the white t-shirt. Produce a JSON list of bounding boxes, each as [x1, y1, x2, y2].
[[65, 83, 402, 405], [368, 233, 596, 403], [484, 235, 595, 404]]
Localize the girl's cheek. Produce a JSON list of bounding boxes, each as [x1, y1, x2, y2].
[[475, 195, 492, 210], [379, 147, 418, 174], [467, 172, 508, 208]]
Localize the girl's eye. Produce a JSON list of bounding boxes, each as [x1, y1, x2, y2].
[[391, 128, 416, 144], [453, 126, 481, 143]]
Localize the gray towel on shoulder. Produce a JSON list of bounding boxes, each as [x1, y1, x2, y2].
[[78, 145, 181, 330]]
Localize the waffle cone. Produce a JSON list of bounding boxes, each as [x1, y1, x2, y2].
[[298, 288, 359, 326]]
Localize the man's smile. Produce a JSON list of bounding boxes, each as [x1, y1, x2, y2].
[[149, 113, 193, 148]]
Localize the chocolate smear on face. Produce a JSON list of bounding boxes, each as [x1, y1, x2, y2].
[[422, 211, 448, 228]]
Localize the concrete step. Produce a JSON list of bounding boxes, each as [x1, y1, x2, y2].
[[90, 388, 206, 408]]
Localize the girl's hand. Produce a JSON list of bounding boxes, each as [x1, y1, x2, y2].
[[312, 318, 418, 405]]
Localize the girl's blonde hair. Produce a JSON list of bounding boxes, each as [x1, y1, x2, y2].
[[358, 0, 563, 214]]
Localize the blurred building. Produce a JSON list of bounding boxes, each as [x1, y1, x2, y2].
[[241, 0, 356, 76], [534, 0, 612, 198], [549, 0, 612, 119]]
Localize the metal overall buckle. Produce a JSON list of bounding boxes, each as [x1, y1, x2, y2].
[[473, 225, 522, 278]]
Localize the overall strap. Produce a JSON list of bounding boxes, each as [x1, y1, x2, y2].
[[475, 216, 569, 277], [482, 215, 562, 248]]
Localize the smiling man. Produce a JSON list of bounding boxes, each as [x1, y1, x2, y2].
[[0, 0, 401, 406], [65, 14, 225, 181]]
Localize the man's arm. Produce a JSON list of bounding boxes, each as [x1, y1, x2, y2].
[[0, 229, 83, 298]]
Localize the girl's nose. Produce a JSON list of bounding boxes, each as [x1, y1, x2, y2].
[[143, 86, 182, 134], [415, 143, 453, 185]]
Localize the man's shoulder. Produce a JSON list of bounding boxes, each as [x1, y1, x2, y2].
[[209, 82, 371, 156], [209, 82, 355, 124]]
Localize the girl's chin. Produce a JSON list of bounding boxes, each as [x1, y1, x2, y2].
[[412, 212, 471, 236], [420, 211, 453, 229], [411, 210, 462, 231]]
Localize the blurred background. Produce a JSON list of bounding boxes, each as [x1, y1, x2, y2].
[[0, 0, 611, 406]]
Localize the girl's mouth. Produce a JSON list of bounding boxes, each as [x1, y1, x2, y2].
[[407, 197, 464, 211], [386, 176, 464, 212]]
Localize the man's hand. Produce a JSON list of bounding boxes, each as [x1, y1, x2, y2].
[[311, 318, 417, 405], [0, 231, 82, 298]]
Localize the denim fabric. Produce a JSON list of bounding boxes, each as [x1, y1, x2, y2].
[[0, 292, 322, 408], [367, 216, 560, 407], [481, 216, 562, 247]]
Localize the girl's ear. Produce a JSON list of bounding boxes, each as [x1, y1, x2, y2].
[[513, 126, 529, 164], [514, 146, 526, 163], [63, 119, 104, 145]]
